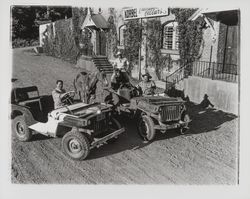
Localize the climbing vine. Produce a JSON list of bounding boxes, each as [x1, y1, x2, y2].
[[106, 9, 118, 60], [171, 8, 203, 73], [123, 20, 143, 73], [146, 19, 170, 79]]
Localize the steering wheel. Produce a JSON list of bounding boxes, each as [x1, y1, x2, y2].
[[61, 91, 75, 104], [143, 87, 155, 96]]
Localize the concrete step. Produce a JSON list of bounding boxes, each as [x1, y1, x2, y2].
[[93, 62, 112, 65], [92, 56, 113, 74], [93, 58, 109, 61]]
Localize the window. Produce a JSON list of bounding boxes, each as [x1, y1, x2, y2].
[[162, 21, 179, 50], [119, 25, 126, 46]]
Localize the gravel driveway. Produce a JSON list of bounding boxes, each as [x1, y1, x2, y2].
[[11, 48, 239, 184]]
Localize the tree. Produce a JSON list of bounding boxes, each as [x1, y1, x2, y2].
[[11, 6, 72, 46], [11, 6, 37, 41]]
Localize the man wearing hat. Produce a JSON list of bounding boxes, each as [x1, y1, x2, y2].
[[113, 51, 129, 71], [137, 72, 156, 95], [110, 51, 130, 91], [110, 67, 131, 91]]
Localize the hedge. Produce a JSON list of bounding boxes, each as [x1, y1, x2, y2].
[[42, 18, 81, 64]]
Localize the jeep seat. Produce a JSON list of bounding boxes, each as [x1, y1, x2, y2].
[[13, 86, 40, 103], [13, 86, 43, 119]]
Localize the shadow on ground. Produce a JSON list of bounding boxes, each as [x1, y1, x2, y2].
[[186, 102, 237, 134], [88, 102, 237, 160], [88, 117, 151, 160], [11, 102, 237, 161]]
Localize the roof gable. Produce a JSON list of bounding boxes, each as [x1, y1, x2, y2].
[[81, 12, 108, 30]]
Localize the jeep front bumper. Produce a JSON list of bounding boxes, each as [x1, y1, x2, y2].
[[154, 120, 191, 131], [90, 127, 125, 149]]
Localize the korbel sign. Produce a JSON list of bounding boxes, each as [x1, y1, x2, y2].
[[123, 7, 169, 20]]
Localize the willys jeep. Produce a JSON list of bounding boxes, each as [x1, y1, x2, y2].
[[105, 86, 190, 141], [11, 86, 125, 160]]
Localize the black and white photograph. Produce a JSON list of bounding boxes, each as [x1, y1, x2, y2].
[[1, 0, 250, 198]]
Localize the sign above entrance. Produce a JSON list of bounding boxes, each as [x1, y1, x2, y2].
[[123, 7, 169, 20]]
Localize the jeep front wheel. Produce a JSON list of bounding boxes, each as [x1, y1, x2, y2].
[[180, 113, 190, 135], [13, 116, 32, 141], [62, 129, 90, 160], [138, 115, 156, 141]]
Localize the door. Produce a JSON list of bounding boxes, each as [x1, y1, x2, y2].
[[223, 25, 238, 74], [99, 31, 106, 56], [96, 30, 106, 56]]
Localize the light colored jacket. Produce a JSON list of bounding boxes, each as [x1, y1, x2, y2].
[[52, 88, 66, 109], [138, 80, 156, 95]]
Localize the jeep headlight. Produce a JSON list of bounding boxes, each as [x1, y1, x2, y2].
[[87, 120, 91, 125], [158, 113, 162, 121], [97, 109, 101, 114]]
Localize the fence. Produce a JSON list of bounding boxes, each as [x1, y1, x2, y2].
[[165, 66, 186, 90], [191, 61, 238, 83]]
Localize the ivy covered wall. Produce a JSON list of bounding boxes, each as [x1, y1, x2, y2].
[[41, 7, 88, 64], [171, 9, 203, 64], [42, 18, 81, 64], [106, 8, 118, 60]]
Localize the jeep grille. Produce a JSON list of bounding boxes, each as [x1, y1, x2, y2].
[[92, 119, 107, 132], [160, 105, 181, 121]]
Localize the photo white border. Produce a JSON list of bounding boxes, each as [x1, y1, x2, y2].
[[1, 0, 249, 198]]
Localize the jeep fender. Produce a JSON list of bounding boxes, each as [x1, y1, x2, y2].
[[11, 104, 37, 126]]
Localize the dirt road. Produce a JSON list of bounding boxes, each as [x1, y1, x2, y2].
[[11, 48, 238, 184]]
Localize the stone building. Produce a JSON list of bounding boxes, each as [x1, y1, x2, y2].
[[189, 8, 239, 78], [72, 7, 182, 80], [183, 8, 239, 115], [100, 7, 181, 80], [39, 7, 239, 114]]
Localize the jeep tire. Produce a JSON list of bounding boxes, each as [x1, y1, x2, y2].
[[138, 115, 156, 141], [13, 115, 32, 141], [62, 129, 90, 161], [180, 113, 190, 134]]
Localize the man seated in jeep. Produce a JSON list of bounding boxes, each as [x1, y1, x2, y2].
[[52, 80, 75, 109], [110, 66, 130, 91], [137, 72, 156, 95]]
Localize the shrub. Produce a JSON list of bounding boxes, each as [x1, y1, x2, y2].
[[12, 38, 39, 48], [42, 7, 88, 64], [42, 19, 81, 64]]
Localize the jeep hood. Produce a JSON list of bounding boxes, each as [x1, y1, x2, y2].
[[131, 96, 185, 105], [50, 102, 111, 119]]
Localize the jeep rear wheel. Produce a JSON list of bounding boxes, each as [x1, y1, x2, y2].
[[138, 115, 156, 141], [13, 116, 32, 141], [62, 129, 90, 160]]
